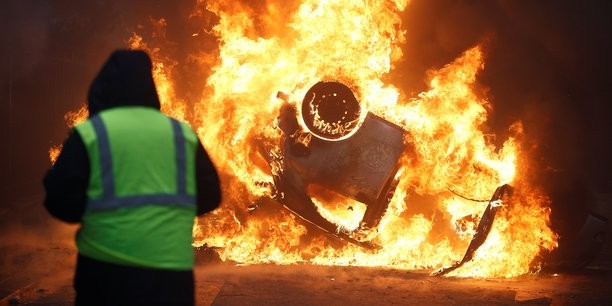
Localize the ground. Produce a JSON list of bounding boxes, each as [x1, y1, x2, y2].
[[2, 250, 612, 305], [2, 194, 612, 305]]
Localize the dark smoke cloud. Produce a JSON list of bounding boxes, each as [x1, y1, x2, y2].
[[394, 0, 612, 193], [0, 1, 52, 80]]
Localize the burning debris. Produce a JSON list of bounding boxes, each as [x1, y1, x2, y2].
[[433, 184, 513, 276]]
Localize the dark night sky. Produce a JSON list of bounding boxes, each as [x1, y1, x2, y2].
[[1, 0, 611, 218]]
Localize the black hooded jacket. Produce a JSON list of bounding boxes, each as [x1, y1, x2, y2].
[[44, 50, 221, 222]]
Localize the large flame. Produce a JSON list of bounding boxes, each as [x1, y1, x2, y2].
[[50, 0, 557, 277]]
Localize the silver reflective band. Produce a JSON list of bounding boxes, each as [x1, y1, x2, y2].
[[88, 194, 196, 210], [91, 116, 115, 198], [87, 114, 193, 211], [171, 119, 187, 195]]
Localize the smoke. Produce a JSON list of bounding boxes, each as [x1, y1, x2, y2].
[[0, 1, 52, 81], [394, 0, 612, 193]]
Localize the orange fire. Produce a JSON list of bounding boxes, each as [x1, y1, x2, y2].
[[48, 106, 88, 164], [49, 0, 557, 277]]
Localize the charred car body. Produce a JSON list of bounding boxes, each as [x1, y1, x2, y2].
[[256, 81, 515, 274]]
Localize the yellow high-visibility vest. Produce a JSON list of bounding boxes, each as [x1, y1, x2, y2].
[[74, 106, 198, 270]]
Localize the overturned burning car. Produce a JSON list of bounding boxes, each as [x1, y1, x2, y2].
[[251, 81, 515, 275]]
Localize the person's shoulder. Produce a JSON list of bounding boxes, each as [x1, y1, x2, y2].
[[169, 117, 199, 142]]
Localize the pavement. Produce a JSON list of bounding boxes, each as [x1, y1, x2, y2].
[[2, 247, 612, 305], [2, 192, 612, 305]]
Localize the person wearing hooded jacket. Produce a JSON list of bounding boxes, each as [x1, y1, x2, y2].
[[43, 49, 221, 305]]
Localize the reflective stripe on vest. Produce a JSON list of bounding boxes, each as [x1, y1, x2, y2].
[[86, 115, 195, 211]]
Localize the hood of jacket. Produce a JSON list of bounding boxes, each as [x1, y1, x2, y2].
[[87, 49, 161, 116]]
